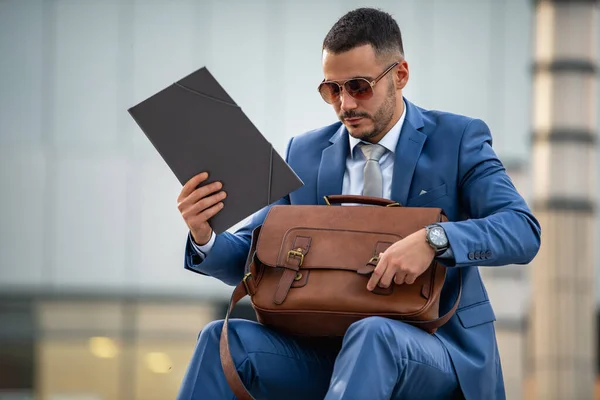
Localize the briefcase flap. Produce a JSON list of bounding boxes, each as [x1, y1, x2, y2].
[[255, 204, 445, 271]]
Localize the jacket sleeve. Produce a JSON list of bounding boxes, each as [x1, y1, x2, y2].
[[438, 119, 541, 268], [183, 138, 294, 286]]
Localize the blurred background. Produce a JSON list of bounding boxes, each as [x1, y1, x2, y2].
[[0, 0, 598, 399]]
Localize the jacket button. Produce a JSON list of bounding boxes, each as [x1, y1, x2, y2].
[[468, 252, 474, 260], [474, 251, 481, 259], [485, 250, 492, 258]]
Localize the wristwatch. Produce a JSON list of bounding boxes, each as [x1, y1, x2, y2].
[[425, 224, 449, 256]]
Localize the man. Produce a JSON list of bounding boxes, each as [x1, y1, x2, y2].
[[176, 7, 540, 400]]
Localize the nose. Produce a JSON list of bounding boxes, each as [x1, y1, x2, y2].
[[339, 88, 358, 112]]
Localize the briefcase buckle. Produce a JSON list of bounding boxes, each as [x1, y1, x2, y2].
[[287, 248, 305, 267], [242, 272, 253, 293]]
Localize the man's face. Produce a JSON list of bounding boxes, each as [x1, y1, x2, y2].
[[321, 44, 408, 143]]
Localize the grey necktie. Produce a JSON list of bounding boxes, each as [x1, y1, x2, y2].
[[359, 143, 386, 198]]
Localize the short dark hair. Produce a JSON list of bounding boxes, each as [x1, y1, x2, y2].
[[322, 8, 404, 60]]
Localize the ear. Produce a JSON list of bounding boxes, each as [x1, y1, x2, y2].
[[395, 60, 409, 90]]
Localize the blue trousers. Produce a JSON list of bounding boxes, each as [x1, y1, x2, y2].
[[177, 316, 461, 400]]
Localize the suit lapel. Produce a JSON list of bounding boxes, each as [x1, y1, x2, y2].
[[316, 124, 349, 205], [390, 100, 427, 206]]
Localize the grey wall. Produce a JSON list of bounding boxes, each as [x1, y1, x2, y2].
[[0, 0, 535, 301]]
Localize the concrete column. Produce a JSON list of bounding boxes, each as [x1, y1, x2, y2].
[[530, 1, 598, 399]]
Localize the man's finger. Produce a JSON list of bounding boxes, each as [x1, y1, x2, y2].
[[378, 262, 398, 288], [178, 181, 222, 213], [197, 201, 225, 224], [367, 254, 387, 291], [178, 172, 208, 202], [186, 190, 227, 216], [404, 274, 417, 285], [186, 181, 223, 208], [393, 271, 407, 285]]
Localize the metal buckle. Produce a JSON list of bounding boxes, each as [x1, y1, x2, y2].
[[287, 248, 305, 267], [242, 272, 252, 293], [368, 255, 379, 264]]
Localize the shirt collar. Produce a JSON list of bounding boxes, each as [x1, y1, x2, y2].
[[348, 99, 407, 158]]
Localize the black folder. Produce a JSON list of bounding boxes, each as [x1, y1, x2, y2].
[[127, 67, 304, 233]]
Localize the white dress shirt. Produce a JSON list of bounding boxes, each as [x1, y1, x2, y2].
[[343, 102, 406, 200]]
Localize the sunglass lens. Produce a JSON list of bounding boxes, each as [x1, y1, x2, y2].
[[319, 82, 341, 103], [345, 79, 372, 100]]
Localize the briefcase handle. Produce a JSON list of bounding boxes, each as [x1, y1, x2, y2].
[[324, 195, 401, 207]]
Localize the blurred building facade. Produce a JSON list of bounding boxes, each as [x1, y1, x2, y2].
[[0, 0, 598, 399], [529, 1, 598, 399]]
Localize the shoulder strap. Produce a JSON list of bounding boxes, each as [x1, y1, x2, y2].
[[220, 282, 255, 400]]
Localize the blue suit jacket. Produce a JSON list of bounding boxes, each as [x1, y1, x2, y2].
[[184, 98, 541, 400]]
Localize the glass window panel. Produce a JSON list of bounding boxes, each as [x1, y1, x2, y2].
[[135, 302, 215, 337], [37, 301, 123, 335], [132, 341, 195, 400], [36, 338, 121, 400]]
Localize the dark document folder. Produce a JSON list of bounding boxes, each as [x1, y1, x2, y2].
[[127, 67, 304, 233]]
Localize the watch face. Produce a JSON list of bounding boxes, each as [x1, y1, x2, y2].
[[429, 227, 448, 247]]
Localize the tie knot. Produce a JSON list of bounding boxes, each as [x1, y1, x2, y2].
[[359, 143, 386, 162]]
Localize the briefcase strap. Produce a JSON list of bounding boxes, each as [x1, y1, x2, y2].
[[401, 268, 462, 332], [218, 269, 462, 400], [220, 282, 256, 400]]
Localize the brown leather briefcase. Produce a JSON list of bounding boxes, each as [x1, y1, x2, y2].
[[219, 195, 461, 400]]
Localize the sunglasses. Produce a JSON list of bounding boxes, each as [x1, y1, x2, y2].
[[317, 61, 399, 104]]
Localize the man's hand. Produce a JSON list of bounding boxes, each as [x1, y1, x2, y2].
[[177, 172, 227, 245], [366, 228, 435, 291]]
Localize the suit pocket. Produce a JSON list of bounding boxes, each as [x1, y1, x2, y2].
[[407, 183, 447, 207], [456, 301, 496, 328]]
